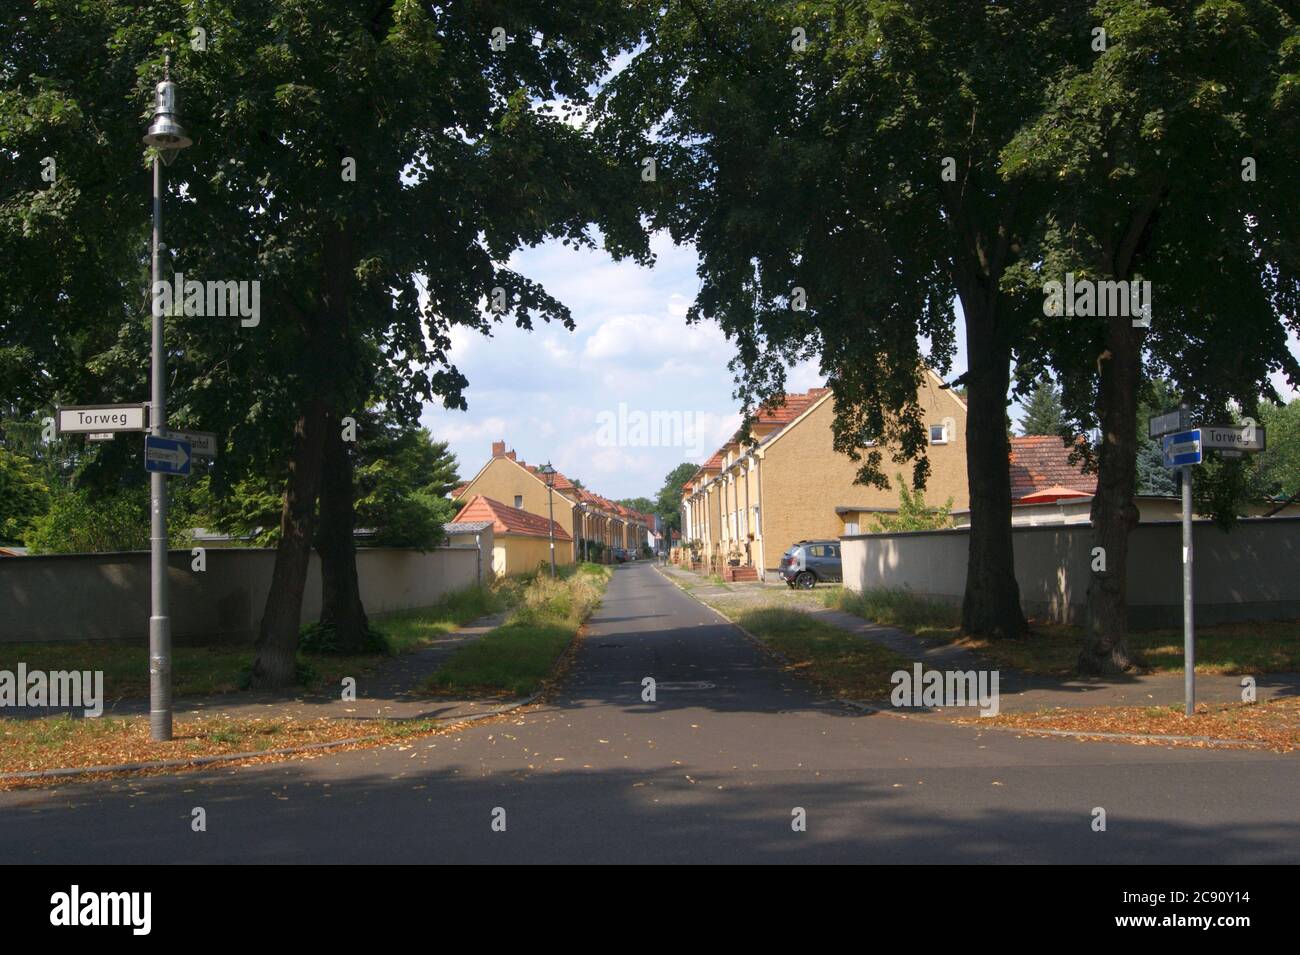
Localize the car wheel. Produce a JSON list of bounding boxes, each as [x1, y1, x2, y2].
[[794, 571, 816, 589]]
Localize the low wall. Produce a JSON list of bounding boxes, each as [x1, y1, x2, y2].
[[841, 517, 1300, 628], [0, 546, 481, 645]]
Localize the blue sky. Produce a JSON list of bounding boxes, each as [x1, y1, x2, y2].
[[420, 230, 968, 502]]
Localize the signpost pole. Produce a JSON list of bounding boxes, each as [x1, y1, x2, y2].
[[148, 152, 172, 743], [1181, 464, 1195, 717]]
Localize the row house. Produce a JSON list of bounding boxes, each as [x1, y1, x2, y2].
[[681, 374, 971, 579], [452, 441, 652, 566]]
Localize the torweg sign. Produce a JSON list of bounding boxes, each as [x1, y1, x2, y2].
[[1200, 423, 1266, 454], [56, 403, 148, 434]]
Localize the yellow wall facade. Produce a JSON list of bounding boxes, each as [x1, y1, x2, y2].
[[492, 534, 574, 577], [757, 382, 968, 569]]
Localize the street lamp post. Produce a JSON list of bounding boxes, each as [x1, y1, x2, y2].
[[539, 462, 557, 578], [577, 502, 589, 563], [142, 52, 191, 742]]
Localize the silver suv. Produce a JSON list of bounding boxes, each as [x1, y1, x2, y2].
[[778, 540, 842, 589]]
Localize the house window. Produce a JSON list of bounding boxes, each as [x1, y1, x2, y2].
[[514, 495, 523, 509], [929, 423, 949, 445], [844, 520, 859, 535]]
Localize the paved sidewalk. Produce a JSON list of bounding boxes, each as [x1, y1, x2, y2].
[[660, 562, 1300, 715], [12, 612, 523, 726]]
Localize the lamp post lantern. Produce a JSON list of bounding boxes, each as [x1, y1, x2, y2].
[[539, 462, 557, 578], [142, 51, 190, 742]]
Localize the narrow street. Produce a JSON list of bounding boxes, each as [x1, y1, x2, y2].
[[2, 563, 1296, 864]]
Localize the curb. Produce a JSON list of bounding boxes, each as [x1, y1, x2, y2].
[[965, 722, 1275, 749], [0, 693, 541, 784]]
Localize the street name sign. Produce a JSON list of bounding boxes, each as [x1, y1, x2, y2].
[[144, 434, 191, 476], [56, 403, 148, 435], [163, 428, 217, 458], [1161, 429, 1202, 468], [1148, 407, 1192, 438], [1200, 424, 1266, 454]]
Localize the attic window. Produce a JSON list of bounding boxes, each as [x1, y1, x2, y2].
[[929, 423, 949, 445], [514, 495, 523, 509]]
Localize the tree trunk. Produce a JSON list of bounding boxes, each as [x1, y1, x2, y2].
[[1079, 314, 1142, 674], [250, 398, 329, 688], [316, 415, 370, 650], [959, 297, 1027, 639]]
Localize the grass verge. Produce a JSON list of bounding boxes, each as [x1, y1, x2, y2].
[[962, 697, 1300, 752], [422, 562, 612, 698], [1, 582, 513, 701], [735, 606, 915, 700], [830, 588, 1300, 676], [0, 714, 442, 785]]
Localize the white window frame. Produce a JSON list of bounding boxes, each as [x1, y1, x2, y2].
[[929, 423, 949, 445]]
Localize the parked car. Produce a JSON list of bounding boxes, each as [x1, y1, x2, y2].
[[778, 540, 842, 588], [613, 547, 629, 563]]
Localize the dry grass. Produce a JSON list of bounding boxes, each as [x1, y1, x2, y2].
[[0, 714, 443, 787], [962, 696, 1300, 752]]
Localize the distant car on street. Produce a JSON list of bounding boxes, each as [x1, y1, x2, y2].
[[613, 547, 629, 562], [777, 540, 842, 588]]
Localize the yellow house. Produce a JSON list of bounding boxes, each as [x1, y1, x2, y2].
[[681, 374, 970, 578], [452, 442, 652, 562], [451, 495, 573, 576]]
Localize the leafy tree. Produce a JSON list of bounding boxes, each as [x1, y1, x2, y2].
[[354, 421, 460, 548], [25, 484, 196, 554], [3, 1, 650, 683], [1003, 0, 1300, 672], [616, 496, 655, 515], [655, 462, 698, 535], [1017, 382, 1067, 436], [871, 474, 954, 532], [0, 447, 49, 545], [598, 0, 1100, 640], [1255, 399, 1300, 508], [1135, 440, 1177, 497]]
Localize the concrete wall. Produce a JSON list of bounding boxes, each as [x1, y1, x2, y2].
[[1, 545, 481, 646], [761, 379, 969, 569], [841, 517, 1300, 628]]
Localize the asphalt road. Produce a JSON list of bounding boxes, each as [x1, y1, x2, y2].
[[3, 562, 1297, 864]]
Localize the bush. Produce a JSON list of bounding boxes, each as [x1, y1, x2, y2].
[[298, 621, 391, 655]]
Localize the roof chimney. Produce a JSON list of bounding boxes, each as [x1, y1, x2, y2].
[[491, 440, 505, 458], [506, 450, 517, 461]]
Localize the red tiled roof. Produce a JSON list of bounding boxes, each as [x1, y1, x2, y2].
[[1009, 436, 1096, 500], [525, 464, 577, 491], [452, 495, 572, 541], [450, 484, 469, 500], [753, 386, 830, 427]]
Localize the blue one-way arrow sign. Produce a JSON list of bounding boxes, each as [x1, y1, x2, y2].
[[1161, 429, 1202, 468], [145, 434, 191, 476]]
